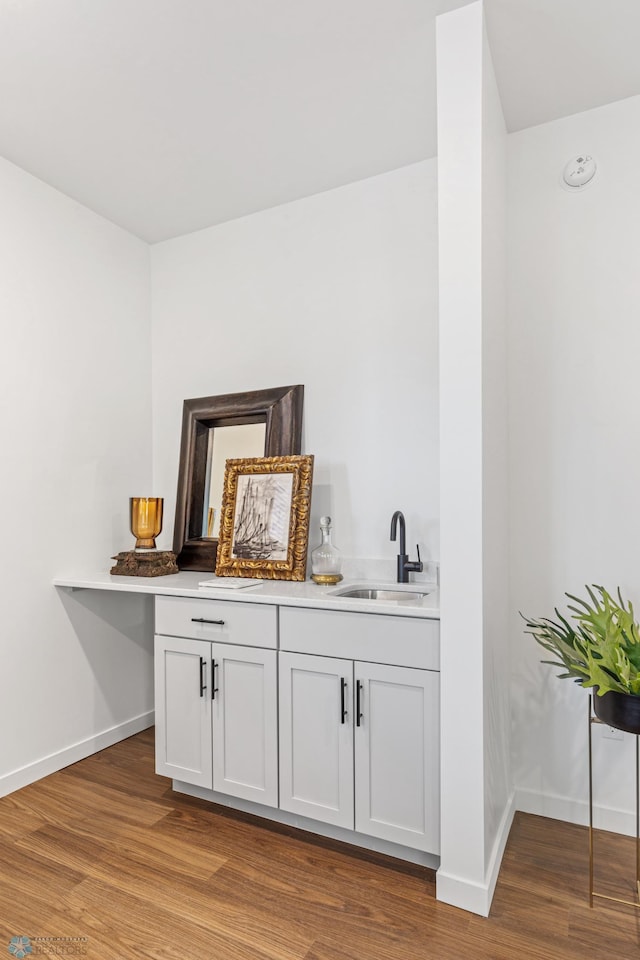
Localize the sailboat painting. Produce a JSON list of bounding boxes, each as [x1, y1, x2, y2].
[[216, 454, 314, 581], [231, 473, 294, 561]]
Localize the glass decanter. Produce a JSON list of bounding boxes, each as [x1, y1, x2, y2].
[[311, 516, 343, 584]]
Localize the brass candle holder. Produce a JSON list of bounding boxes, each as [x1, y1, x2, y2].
[[110, 497, 178, 578]]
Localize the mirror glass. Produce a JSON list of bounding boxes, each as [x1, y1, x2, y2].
[[202, 422, 267, 538]]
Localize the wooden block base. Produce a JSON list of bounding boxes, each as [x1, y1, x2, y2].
[[110, 550, 179, 577]]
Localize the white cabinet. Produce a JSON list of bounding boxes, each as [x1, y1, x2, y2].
[[154, 597, 278, 808], [154, 634, 213, 788], [354, 661, 439, 853], [211, 642, 278, 806], [279, 652, 354, 828], [155, 594, 277, 648], [279, 651, 439, 853], [154, 593, 440, 860], [278, 605, 439, 670]]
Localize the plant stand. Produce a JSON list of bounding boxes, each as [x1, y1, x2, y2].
[[588, 695, 640, 908]]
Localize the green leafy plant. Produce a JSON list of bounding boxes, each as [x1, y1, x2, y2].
[[523, 585, 640, 697]]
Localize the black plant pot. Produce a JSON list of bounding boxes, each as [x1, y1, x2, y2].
[[593, 690, 640, 735]]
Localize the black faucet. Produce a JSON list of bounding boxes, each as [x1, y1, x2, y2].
[[390, 510, 423, 583]]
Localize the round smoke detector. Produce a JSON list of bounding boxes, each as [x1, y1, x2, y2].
[[562, 155, 597, 190]]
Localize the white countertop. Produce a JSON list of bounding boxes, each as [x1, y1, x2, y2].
[[53, 570, 440, 620]]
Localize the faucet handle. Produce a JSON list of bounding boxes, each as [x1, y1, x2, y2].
[[404, 544, 424, 576]]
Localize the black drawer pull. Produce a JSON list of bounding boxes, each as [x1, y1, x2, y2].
[[356, 680, 363, 727], [199, 657, 207, 698], [191, 617, 225, 626], [212, 660, 219, 700], [340, 678, 348, 724]]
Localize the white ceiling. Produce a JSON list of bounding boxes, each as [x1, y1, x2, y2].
[[0, 0, 638, 243], [485, 0, 640, 132]]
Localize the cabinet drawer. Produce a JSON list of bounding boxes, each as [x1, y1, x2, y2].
[[155, 595, 277, 648], [279, 607, 439, 670]]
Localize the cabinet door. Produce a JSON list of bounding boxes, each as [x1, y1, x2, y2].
[[354, 662, 440, 853], [279, 652, 354, 828], [211, 643, 278, 808], [154, 635, 213, 788]]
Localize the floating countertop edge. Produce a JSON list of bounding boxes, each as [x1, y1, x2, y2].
[[53, 570, 440, 620]]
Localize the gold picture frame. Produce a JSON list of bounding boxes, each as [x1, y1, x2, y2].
[[215, 455, 314, 581]]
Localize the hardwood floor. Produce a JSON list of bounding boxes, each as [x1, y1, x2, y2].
[[1, 729, 640, 959]]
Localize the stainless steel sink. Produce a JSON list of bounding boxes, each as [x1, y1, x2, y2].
[[333, 587, 428, 602]]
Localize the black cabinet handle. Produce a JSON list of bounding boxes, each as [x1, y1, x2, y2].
[[340, 678, 348, 724], [199, 657, 206, 698], [191, 617, 225, 625], [211, 660, 219, 700], [356, 680, 363, 727]]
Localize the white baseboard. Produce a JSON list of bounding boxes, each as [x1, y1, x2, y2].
[[515, 786, 636, 836], [485, 790, 517, 906], [174, 781, 440, 870], [436, 791, 516, 917], [436, 871, 491, 916], [0, 711, 155, 798]]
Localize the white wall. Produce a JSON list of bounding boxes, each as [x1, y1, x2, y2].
[[0, 156, 154, 794], [437, 0, 511, 916], [150, 162, 439, 572], [437, 1, 485, 911], [509, 94, 640, 831], [481, 19, 511, 879]]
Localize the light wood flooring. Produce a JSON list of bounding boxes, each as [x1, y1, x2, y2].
[[1, 728, 640, 959]]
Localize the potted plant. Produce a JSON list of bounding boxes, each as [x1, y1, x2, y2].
[[523, 584, 640, 734]]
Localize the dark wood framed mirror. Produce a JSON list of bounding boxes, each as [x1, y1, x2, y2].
[[173, 384, 304, 571]]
